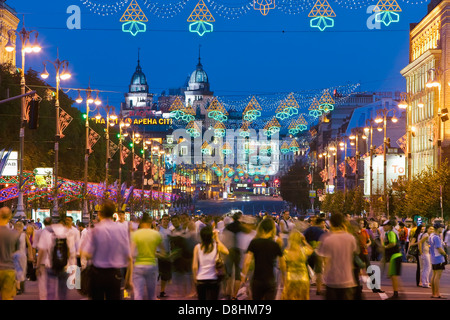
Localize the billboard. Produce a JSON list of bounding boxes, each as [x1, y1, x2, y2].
[[34, 168, 53, 189], [364, 154, 405, 196], [0, 151, 18, 176]]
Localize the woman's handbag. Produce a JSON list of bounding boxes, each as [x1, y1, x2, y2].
[[215, 243, 226, 282], [407, 244, 418, 256]]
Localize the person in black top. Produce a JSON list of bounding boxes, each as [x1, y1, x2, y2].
[[241, 218, 285, 300], [223, 211, 243, 300], [303, 217, 326, 295]]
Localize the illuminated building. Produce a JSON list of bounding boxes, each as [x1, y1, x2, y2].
[[0, 1, 19, 67], [400, 0, 449, 177]]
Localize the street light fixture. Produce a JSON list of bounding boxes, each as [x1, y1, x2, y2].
[[76, 85, 101, 223], [6, 22, 41, 218], [40, 52, 71, 221]]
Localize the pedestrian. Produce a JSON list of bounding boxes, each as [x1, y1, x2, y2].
[[35, 215, 75, 300], [381, 219, 403, 300], [157, 214, 172, 298], [316, 213, 358, 300], [429, 222, 448, 299], [303, 217, 326, 295], [34, 218, 42, 230], [81, 200, 133, 300], [25, 224, 36, 281], [221, 211, 243, 300], [131, 213, 165, 300], [408, 224, 424, 287], [240, 218, 284, 300], [13, 221, 27, 295], [192, 225, 229, 300], [398, 222, 409, 262], [0, 207, 20, 300], [33, 217, 51, 300], [170, 214, 193, 298], [280, 230, 313, 300], [418, 225, 433, 288], [279, 210, 294, 249], [368, 221, 382, 261]]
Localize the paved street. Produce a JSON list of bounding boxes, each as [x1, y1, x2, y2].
[[193, 196, 286, 216], [14, 261, 450, 301]]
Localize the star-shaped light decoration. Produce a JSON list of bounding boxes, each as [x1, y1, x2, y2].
[[373, 0, 401, 26], [308, 0, 336, 32], [187, 0, 215, 37], [120, 0, 148, 36]]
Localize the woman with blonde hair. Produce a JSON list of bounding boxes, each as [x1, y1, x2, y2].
[[281, 230, 313, 300], [25, 225, 36, 281]]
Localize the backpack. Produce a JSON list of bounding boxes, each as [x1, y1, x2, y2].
[[48, 228, 69, 273]]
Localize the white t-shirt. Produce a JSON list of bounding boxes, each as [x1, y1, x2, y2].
[[36, 223, 76, 268], [316, 231, 358, 288], [196, 243, 218, 281]]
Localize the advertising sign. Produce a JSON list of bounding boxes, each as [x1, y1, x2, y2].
[[1, 151, 18, 176], [364, 154, 405, 196], [34, 167, 53, 189]]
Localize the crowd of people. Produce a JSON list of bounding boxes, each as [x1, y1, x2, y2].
[[0, 202, 449, 300]]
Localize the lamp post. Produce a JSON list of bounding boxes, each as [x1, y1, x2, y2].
[[94, 104, 117, 191], [76, 87, 101, 223], [349, 132, 360, 187], [398, 93, 412, 181], [40, 53, 71, 221], [374, 107, 398, 219], [364, 120, 375, 217], [142, 138, 153, 212], [5, 23, 41, 217], [339, 139, 348, 194]]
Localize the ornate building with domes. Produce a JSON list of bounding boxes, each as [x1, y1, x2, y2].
[[121, 53, 155, 118]]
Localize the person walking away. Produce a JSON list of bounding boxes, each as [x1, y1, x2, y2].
[[221, 211, 243, 300], [131, 213, 166, 300], [303, 217, 326, 295], [281, 230, 313, 300], [33, 217, 51, 300], [408, 225, 424, 287], [192, 225, 229, 300], [25, 224, 36, 281], [418, 225, 433, 288], [429, 222, 448, 299], [35, 215, 75, 300], [157, 214, 172, 298], [398, 222, 409, 262], [13, 221, 27, 295], [316, 213, 358, 300], [240, 218, 284, 300], [81, 200, 133, 300], [0, 207, 20, 300], [381, 220, 403, 300]]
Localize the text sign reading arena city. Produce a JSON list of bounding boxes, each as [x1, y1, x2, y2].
[[93, 117, 173, 126]]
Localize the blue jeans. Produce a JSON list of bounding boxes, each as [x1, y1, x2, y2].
[[46, 268, 68, 300], [400, 241, 407, 262], [133, 264, 158, 300]]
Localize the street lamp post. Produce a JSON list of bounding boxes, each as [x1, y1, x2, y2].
[[375, 107, 398, 219], [339, 139, 348, 194], [5, 24, 41, 217], [349, 132, 360, 187], [364, 120, 374, 217], [76, 87, 101, 223], [40, 53, 71, 221]]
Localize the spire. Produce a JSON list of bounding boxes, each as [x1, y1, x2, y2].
[[138, 47, 140, 66], [197, 45, 202, 68], [136, 48, 142, 72]]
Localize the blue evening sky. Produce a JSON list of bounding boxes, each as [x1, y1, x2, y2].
[[10, 0, 430, 113]]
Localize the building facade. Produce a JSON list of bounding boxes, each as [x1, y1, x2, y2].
[[0, 1, 19, 67], [401, 0, 450, 177]]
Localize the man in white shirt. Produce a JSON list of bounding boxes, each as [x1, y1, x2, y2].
[[316, 213, 358, 300]]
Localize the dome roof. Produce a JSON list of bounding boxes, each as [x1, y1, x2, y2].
[[129, 59, 148, 93], [189, 59, 209, 85]]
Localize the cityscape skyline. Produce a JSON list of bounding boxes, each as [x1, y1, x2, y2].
[[10, 0, 431, 111]]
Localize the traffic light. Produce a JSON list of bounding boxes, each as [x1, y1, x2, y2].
[[28, 99, 40, 129]]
